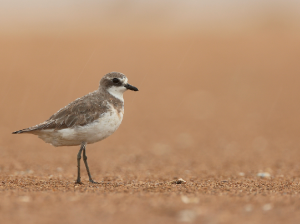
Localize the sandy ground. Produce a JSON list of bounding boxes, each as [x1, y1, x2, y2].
[[1, 30, 300, 224]]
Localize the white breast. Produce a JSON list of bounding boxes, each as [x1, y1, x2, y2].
[[36, 106, 124, 147]]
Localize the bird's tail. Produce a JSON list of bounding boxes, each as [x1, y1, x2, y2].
[[12, 128, 34, 134], [12, 121, 54, 134]]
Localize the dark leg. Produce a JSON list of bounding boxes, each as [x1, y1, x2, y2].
[[82, 144, 99, 184], [75, 143, 85, 184]]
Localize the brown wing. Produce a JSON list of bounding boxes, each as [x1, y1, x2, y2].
[[12, 91, 109, 134], [46, 97, 108, 129]]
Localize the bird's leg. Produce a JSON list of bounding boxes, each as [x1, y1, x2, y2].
[[82, 144, 99, 184], [75, 143, 85, 184]]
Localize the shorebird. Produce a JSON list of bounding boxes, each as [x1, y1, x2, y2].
[[12, 72, 138, 184]]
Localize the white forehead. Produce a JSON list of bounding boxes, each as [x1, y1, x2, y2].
[[123, 77, 128, 84]]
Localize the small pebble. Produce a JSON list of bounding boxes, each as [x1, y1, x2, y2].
[[257, 172, 271, 178], [171, 178, 186, 184]]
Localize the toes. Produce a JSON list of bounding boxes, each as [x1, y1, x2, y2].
[[89, 180, 99, 184]]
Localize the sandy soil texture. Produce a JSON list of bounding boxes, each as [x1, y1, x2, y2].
[[1, 31, 300, 224]]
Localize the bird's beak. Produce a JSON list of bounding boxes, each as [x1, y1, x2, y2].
[[124, 83, 139, 91]]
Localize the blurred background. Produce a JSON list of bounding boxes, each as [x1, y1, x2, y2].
[[1, 0, 300, 176], [1, 1, 300, 223], [1, 0, 300, 169]]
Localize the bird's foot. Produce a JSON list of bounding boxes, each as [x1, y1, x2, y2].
[[89, 179, 100, 184], [75, 179, 83, 184]]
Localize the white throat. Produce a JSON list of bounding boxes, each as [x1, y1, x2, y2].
[[107, 86, 126, 101]]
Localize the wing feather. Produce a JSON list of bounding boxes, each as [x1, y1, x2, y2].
[[12, 91, 110, 133]]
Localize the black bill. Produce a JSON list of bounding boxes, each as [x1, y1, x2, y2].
[[124, 83, 139, 91]]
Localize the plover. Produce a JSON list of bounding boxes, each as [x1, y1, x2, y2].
[[12, 72, 138, 184]]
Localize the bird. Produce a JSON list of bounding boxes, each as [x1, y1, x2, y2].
[[12, 72, 138, 184]]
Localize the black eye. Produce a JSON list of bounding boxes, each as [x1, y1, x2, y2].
[[112, 78, 120, 83]]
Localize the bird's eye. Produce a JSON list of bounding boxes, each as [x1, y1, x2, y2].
[[112, 78, 120, 83]]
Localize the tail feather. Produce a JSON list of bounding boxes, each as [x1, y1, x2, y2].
[[12, 128, 34, 134], [12, 121, 54, 134]]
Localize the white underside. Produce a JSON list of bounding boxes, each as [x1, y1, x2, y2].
[[35, 106, 124, 147]]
